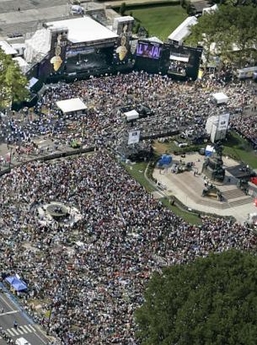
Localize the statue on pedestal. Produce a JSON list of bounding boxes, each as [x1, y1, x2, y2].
[[202, 142, 225, 183]]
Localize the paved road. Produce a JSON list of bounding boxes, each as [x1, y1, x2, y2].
[[0, 289, 49, 345], [0, 0, 207, 38]]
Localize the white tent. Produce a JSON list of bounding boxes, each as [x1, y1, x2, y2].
[[212, 92, 229, 105], [124, 110, 139, 122], [0, 40, 17, 55], [24, 28, 51, 63], [202, 4, 218, 14], [168, 16, 198, 45], [205, 145, 215, 157], [56, 98, 87, 114]]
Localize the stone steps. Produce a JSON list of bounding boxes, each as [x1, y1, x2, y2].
[[222, 188, 246, 200]]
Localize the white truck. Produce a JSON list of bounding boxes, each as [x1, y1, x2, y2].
[[15, 337, 31, 345]]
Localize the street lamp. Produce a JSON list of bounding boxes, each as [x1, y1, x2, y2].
[[9, 147, 13, 169]]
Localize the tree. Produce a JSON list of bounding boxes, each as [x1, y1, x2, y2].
[[188, 5, 257, 67], [135, 250, 257, 345], [119, 2, 127, 16], [0, 48, 29, 110], [185, 0, 196, 15]]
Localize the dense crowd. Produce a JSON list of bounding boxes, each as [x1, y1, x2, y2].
[[0, 72, 257, 345], [0, 152, 256, 344], [0, 71, 256, 160]]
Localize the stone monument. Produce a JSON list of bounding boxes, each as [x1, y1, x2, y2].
[[202, 142, 225, 183]]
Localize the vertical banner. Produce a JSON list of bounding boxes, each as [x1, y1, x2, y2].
[[49, 28, 68, 74], [218, 113, 230, 131], [114, 18, 134, 64], [128, 130, 140, 145], [116, 25, 130, 62]]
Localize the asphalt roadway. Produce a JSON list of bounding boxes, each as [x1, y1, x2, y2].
[[0, 0, 208, 38], [0, 0, 72, 38], [0, 287, 50, 345]]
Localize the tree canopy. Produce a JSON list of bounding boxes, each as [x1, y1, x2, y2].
[[135, 250, 257, 345], [0, 48, 29, 110], [188, 5, 257, 67]]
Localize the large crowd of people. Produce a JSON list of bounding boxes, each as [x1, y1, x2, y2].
[[1, 71, 256, 159], [0, 72, 257, 345]]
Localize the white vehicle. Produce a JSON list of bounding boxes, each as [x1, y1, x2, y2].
[[70, 5, 84, 15], [15, 337, 31, 345]]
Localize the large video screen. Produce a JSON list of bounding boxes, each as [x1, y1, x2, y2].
[[136, 41, 161, 60], [160, 43, 203, 80]]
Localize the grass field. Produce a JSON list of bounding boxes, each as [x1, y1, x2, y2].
[[126, 5, 187, 41], [154, 132, 257, 169], [223, 131, 257, 169]]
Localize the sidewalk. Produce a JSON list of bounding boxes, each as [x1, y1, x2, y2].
[[103, 0, 207, 7]]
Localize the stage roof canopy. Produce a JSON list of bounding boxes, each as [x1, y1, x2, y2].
[[46, 16, 118, 44], [56, 98, 87, 114]]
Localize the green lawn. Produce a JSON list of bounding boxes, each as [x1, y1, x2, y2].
[[126, 5, 188, 41], [123, 161, 156, 192], [223, 131, 257, 169]]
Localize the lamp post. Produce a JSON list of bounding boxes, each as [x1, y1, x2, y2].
[[9, 147, 13, 169]]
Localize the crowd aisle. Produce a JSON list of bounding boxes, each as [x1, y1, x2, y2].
[[0, 72, 256, 345]]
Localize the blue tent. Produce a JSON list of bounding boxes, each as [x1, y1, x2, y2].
[[5, 276, 27, 291], [157, 154, 172, 167]]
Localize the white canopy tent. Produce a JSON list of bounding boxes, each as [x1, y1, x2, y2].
[[212, 92, 229, 105], [168, 16, 198, 45], [24, 28, 52, 63], [124, 110, 139, 122], [0, 40, 17, 55], [202, 4, 218, 14], [56, 98, 87, 115]]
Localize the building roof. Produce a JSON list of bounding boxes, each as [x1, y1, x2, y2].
[[45, 16, 118, 44], [56, 98, 87, 114], [168, 16, 198, 44]]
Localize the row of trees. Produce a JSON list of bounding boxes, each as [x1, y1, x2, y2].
[[188, 4, 257, 67], [0, 49, 28, 111], [136, 250, 257, 345]]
